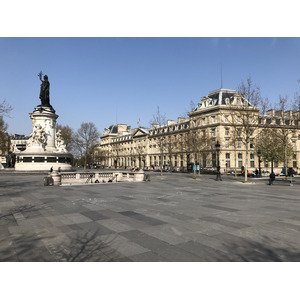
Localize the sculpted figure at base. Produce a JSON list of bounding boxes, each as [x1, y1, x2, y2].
[[27, 124, 47, 148], [55, 129, 68, 152], [38, 71, 50, 106]]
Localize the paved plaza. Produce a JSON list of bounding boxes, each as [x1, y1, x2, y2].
[[0, 171, 300, 261]]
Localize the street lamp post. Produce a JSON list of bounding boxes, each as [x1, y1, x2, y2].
[[257, 150, 262, 178], [215, 140, 222, 181]]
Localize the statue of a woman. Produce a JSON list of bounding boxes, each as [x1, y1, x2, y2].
[[38, 72, 50, 106]]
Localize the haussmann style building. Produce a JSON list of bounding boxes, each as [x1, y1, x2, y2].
[[95, 88, 300, 175]]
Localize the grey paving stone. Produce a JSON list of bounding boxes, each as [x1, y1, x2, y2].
[[100, 234, 149, 257], [175, 240, 232, 261], [182, 232, 245, 261], [199, 216, 250, 229], [63, 213, 93, 224], [118, 196, 134, 200], [81, 210, 110, 221], [58, 224, 82, 233], [0, 214, 17, 226], [119, 230, 171, 254], [141, 224, 189, 245], [116, 256, 134, 261], [0, 201, 16, 208], [202, 204, 239, 212], [267, 220, 300, 232], [96, 219, 133, 233], [211, 232, 285, 261], [78, 221, 114, 235], [158, 245, 208, 262], [129, 251, 171, 262], [118, 211, 167, 226], [112, 214, 154, 229], [1, 172, 300, 261]]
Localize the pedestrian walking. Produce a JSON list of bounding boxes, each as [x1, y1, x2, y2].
[[268, 171, 275, 185]]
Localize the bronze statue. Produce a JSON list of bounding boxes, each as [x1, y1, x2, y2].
[[38, 71, 50, 106]]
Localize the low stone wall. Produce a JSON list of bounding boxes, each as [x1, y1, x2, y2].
[[48, 170, 147, 186]]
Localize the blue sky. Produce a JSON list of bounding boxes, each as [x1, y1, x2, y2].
[[1, 37, 300, 136]]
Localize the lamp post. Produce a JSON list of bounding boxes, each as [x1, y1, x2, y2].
[[257, 150, 262, 178], [215, 140, 222, 181]]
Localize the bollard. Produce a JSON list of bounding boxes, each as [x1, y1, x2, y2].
[[51, 171, 61, 186], [43, 177, 49, 186]]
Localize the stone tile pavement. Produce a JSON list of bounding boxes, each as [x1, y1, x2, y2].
[[1, 171, 300, 261]]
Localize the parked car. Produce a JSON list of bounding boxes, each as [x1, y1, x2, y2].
[[261, 171, 270, 177]]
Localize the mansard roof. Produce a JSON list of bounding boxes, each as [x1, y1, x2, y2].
[[133, 127, 149, 135], [107, 124, 119, 134], [207, 88, 237, 105], [193, 88, 253, 112]]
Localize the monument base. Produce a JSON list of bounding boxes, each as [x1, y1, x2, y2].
[[14, 152, 73, 171]]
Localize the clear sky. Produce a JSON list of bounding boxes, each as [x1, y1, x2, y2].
[[1, 37, 300, 136]]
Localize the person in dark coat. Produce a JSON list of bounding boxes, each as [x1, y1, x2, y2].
[[268, 171, 275, 185]]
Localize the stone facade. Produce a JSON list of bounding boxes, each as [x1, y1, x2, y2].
[[95, 88, 300, 174]]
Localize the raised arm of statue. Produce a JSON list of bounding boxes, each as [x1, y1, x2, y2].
[[38, 71, 43, 82]]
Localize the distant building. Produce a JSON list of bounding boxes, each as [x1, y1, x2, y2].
[[10, 134, 29, 152], [96, 88, 300, 174]]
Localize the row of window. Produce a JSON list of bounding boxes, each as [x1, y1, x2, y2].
[[149, 123, 189, 135], [105, 152, 299, 169]]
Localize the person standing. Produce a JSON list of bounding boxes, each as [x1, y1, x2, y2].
[[268, 171, 275, 185]]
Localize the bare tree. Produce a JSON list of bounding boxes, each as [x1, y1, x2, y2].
[[149, 106, 167, 176], [181, 100, 197, 118], [133, 139, 145, 169], [0, 100, 12, 157], [238, 77, 262, 107], [0, 100, 12, 116], [272, 95, 294, 177], [227, 77, 262, 182], [293, 79, 300, 112], [292, 79, 300, 127], [164, 134, 177, 171], [0, 116, 9, 154], [111, 142, 121, 168], [256, 127, 293, 173], [74, 122, 100, 169], [93, 148, 109, 167], [260, 97, 271, 115], [183, 128, 212, 178], [174, 133, 185, 171]]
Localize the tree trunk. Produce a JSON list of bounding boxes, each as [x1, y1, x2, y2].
[[244, 144, 249, 182], [84, 153, 87, 170], [234, 148, 237, 178], [284, 142, 287, 179], [198, 151, 201, 175], [271, 160, 274, 173]]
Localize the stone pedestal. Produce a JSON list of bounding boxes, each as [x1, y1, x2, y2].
[[51, 171, 62, 186], [14, 105, 72, 171]]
